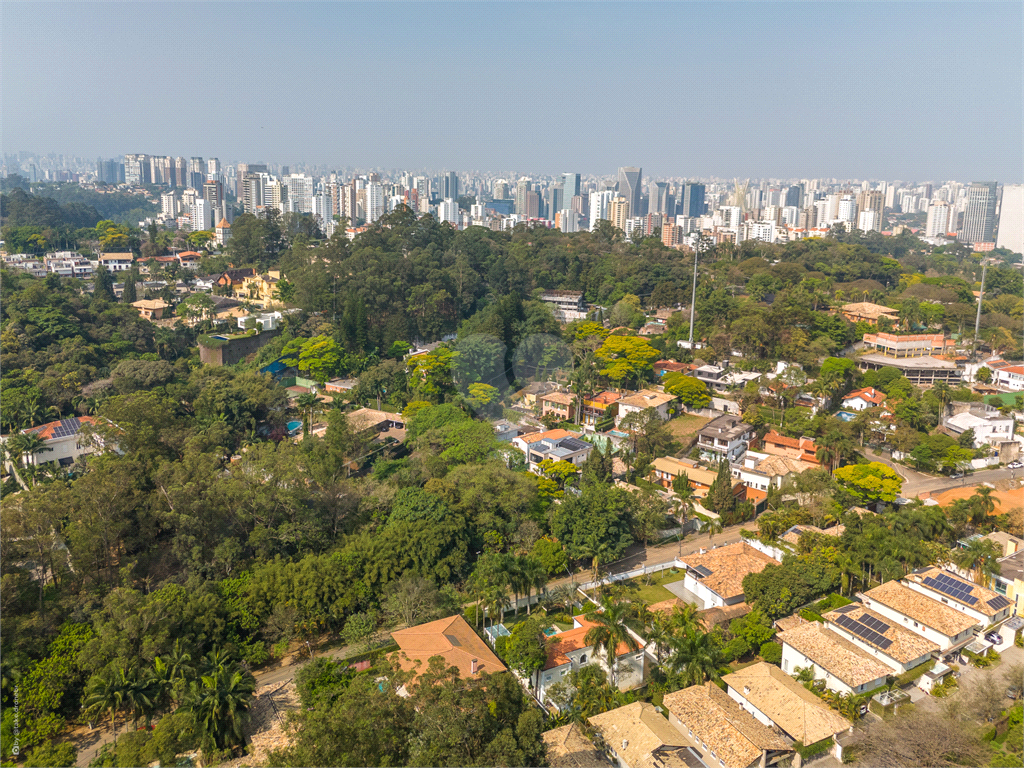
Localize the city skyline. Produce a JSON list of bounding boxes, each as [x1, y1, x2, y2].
[[2, 1, 1021, 181]]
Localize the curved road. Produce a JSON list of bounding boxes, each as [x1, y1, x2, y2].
[[863, 447, 1020, 497]]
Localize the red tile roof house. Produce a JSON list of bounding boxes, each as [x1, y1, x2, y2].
[[531, 616, 646, 708], [7, 416, 100, 468], [841, 387, 887, 411], [758, 430, 821, 465]]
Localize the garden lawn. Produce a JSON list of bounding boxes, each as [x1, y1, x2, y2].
[[667, 414, 711, 442], [629, 569, 689, 604]]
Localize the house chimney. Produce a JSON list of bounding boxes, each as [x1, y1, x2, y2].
[[471, 658, 478, 674], [622, 740, 629, 751], [744, 686, 751, 696]]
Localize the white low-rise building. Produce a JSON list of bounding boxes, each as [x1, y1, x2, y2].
[[822, 603, 939, 674], [778, 619, 891, 695], [858, 580, 979, 652], [903, 567, 1014, 629], [678, 542, 776, 610], [942, 403, 1015, 449]]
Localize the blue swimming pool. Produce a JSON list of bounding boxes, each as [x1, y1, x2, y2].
[[287, 420, 302, 433], [543, 626, 559, 637]]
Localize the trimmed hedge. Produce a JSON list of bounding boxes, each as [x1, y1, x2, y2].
[[895, 659, 934, 687], [793, 737, 834, 760]]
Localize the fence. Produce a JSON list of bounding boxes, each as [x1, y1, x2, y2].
[[575, 558, 684, 593]]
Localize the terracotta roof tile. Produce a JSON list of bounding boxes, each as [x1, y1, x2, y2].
[[588, 702, 687, 768], [905, 568, 1009, 620], [662, 683, 790, 767], [679, 542, 777, 601], [519, 428, 571, 445], [723, 663, 851, 744], [23, 416, 97, 441], [543, 723, 610, 768], [823, 604, 939, 664], [543, 617, 643, 670], [861, 581, 979, 637], [390, 615, 506, 684], [777, 622, 890, 688]]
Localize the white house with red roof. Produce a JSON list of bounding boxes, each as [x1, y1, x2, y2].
[[531, 616, 646, 707], [841, 387, 887, 411], [8, 417, 100, 467]]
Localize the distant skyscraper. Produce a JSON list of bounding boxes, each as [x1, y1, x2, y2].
[[925, 201, 952, 237], [188, 157, 205, 190], [202, 180, 223, 214], [562, 173, 581, 207], [524, 191, 540, 219], [493, 180, 509, 200], [837, 195, 858, 225], [206, 158, 221, 181], [617, 167, 642, 219], [285, 174, 314, 213], [365, 182, 385, 223], [438, 198, 459, 226], [160, 191, 178, 218], [609, 197, 630, 230], [515, 179, 532, 215], [856, 190, 884, 232], [589, 190, 612, 231], [124, 154, 150, 185], [190, 199, 212, 232], [444, 172, 459, 200], [547, 187, 562, 221], [559, 209, 580, 233], [996, 185, 1023, 254], [173, 157, 188, 189], [650, 182, 671, 214], [785, 185, 802, 207], [961, 182, 998, 244], [680, 183, 706, 218]]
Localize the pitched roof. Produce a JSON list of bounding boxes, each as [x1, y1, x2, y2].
[[723, 662, 851, 745], [518, 428, 571, 445], [346, 408, 400, 433], [777, 622, 891, 688], [543, 617, 643, 670], [662, 683, 790, 768], [823, 604, 939, 664], [861, 580, 979, 637], [843, 387, 887, 405], [542, 723, 610, 768], [23, 416, 97, 441], [753, 455, 816, 479], [619, 389, 675, 409], [840, 302, 899, 320], [390, 615, 505, 683], [779, 524, 845, 547], [678, 542, 777, 601], [588, 702, 687, 768], [906, 567, 1011, 620], [697, 602, 751, 632], [216, 218, 231, 228], [541, 392, 577, 406]]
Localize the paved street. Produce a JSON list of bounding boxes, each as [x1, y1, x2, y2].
[[863, 447, 1019, 497]]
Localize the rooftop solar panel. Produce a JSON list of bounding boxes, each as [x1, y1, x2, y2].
[[988, 595, 1011, 611], [692, 565, 713, 578], [833, 604, 858, 614], [925, 574, 980, 606]]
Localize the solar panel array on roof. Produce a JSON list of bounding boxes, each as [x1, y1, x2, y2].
[[988, 595, 1012, 611], [833, 603, 859, 614], [834, 614, 893, 651], [48, 417, 82, 439], [923, 574, 979, 606], [691, 565, 713, 579], [860, 615, 890, 633], [559, 437, 590, 452]]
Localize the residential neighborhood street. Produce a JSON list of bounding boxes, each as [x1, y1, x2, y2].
[[863, 447, 1020, 497]]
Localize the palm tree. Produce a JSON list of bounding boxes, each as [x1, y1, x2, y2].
[[184, 664, 256, 753], [672, 474, 695, 530], [702, 516, 723, 547], [583, 598, 641, 689], [83, 668, 127, 745], [8, 432, 53, 468], [933, 380, 951, 412], [121, 667, 157, 728], [18, 399, 46, 429], [295, 392, 320, 436], [521, 556, 548, 616], [952, 539, 1001, 585], [666, 631, 722, 687], [972, 487, 996, 518], [643, 614, 673, 663], [153, 640, 194, 709]]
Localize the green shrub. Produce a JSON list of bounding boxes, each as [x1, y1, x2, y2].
[[800, 609, 825, 623], [760, 641, 782, 665], [548, 612, 573, 625], [239, 638, 269, 667], [720, 637, 750, 662], [793, 736, 834, 760], [895, 659, 934, 687]]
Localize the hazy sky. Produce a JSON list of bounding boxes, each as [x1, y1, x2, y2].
[[3, 1, 1021, 181]]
